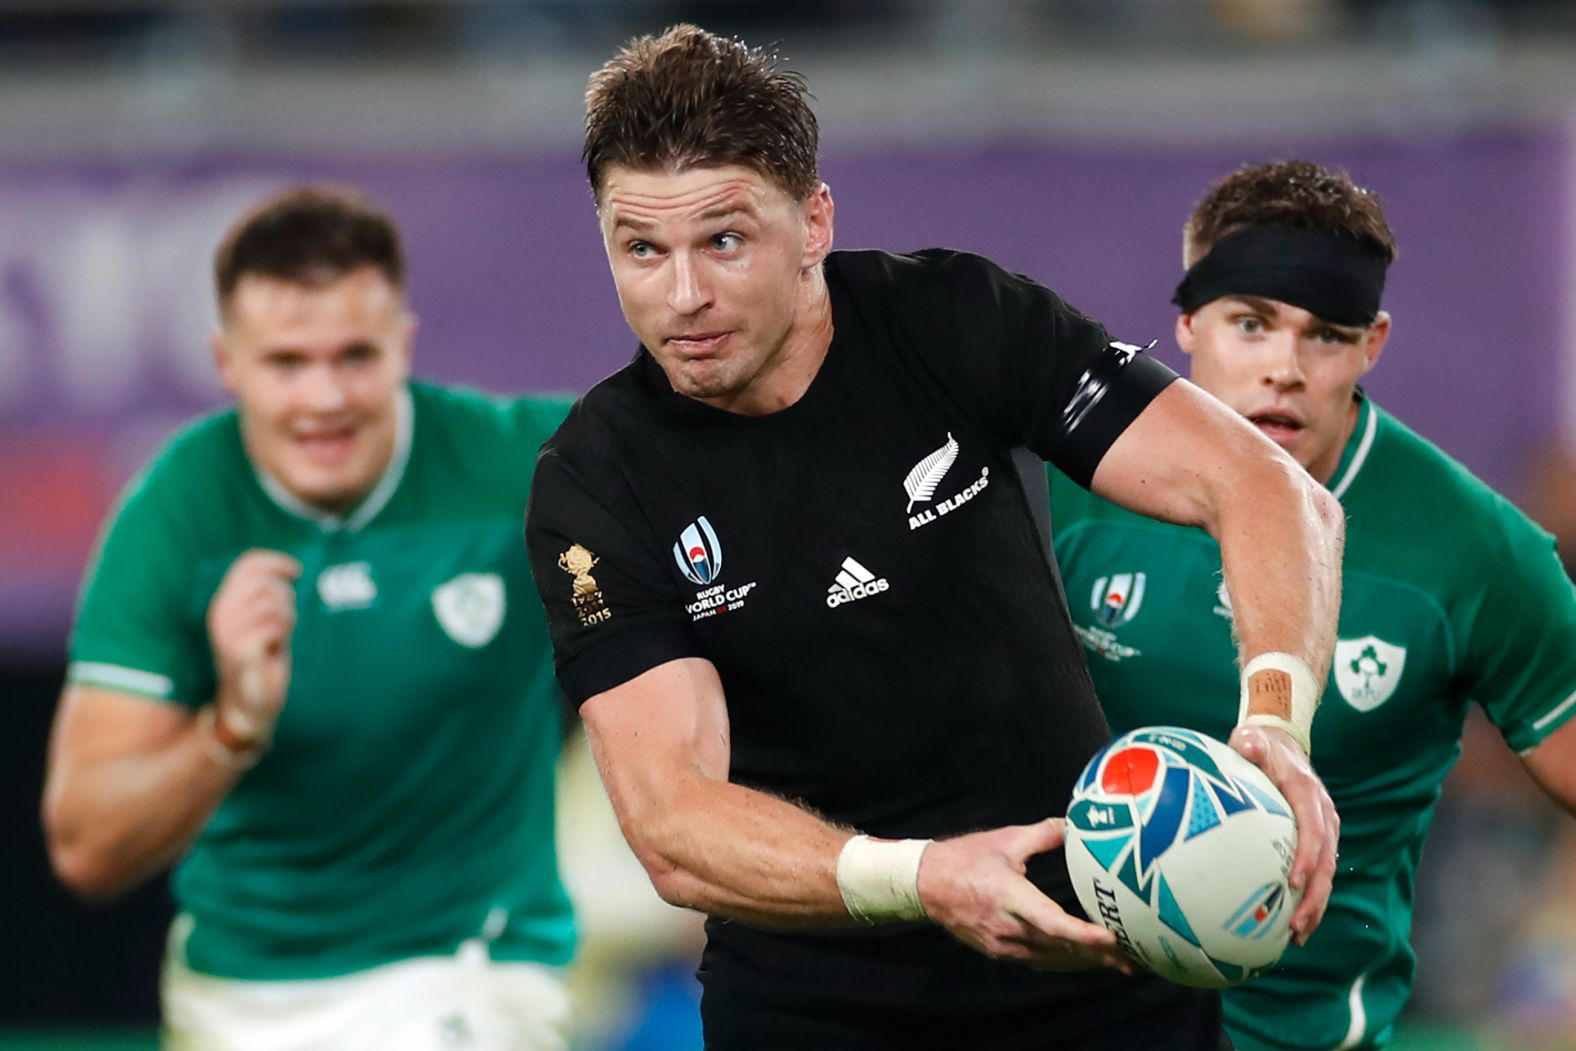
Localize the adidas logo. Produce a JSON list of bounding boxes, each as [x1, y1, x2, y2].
[[826, 557, 890, 608]]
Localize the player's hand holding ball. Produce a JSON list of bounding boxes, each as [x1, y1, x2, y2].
[[206, 549, 302, 758], [915, 819, 1135, 975], [1229, 722, 1339, 945]]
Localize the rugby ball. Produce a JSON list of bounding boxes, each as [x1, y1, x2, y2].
[[1064, 726, 1299, 988]]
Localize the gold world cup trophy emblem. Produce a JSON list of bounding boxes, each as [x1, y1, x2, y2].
[[559, 544, 612, 626]]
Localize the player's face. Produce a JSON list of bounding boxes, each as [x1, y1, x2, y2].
[[598, 163, 834, 410], [1178, 296, 1389, 484], [213, 266, 414, 514]]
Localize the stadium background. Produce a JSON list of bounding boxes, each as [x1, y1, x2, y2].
[[3, 1, 1575, 1048]]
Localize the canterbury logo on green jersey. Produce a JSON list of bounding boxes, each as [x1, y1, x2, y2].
[[318, 562, 376, 611], [1332, 636, 1408, 711], [432, 573, 506, 648]]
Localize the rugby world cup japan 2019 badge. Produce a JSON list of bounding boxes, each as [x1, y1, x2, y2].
[[673, 516, 757, 622]]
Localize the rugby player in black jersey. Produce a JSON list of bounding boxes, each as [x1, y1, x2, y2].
[[526, 25, 1343, 1050]]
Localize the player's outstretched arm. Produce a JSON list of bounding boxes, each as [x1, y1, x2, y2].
[[43, 549, 299, 899], [582, 657, 1128, 972], [1088, 379, 1343, 943]]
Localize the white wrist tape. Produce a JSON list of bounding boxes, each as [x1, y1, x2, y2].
[[196, 707, 263, 771], [835, 835, 931, 924], [1238, 651, 1320, 756], [226, 661, 272, 739]]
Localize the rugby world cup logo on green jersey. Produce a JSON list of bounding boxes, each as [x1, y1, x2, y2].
[[1092, 573, 1147, 627]]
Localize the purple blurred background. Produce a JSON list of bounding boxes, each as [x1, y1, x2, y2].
[[2, 129, 1567, 652]]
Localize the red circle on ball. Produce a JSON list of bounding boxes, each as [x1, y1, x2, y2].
[[1102, 746, 1160, 795]]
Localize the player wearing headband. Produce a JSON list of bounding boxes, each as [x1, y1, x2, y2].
[[1049, 160, 1576, 1049]]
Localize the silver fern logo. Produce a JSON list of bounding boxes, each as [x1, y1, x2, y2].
[[903, 433, 960, 513]]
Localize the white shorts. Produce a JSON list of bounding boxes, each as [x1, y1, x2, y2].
[[161, 933, 569, 1051]]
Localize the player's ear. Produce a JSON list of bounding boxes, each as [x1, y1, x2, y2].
[[802, 183, 834, 269], [1175, 312, 1198, 357], [395, 311, 418, 377], [210, 327, 239, 396], [1361, 311, 1391, 376]]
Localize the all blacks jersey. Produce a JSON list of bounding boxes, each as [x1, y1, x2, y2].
[[527, 247, 1176, 898]]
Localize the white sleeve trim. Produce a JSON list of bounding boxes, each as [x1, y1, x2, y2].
[[67, 661, 175, 699], [1530, 688, 1576, 735]]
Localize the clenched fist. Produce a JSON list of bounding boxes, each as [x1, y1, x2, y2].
[[206, 550, 302, 749]]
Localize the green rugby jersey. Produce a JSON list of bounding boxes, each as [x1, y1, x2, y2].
[[68, 382, 576, 981], [1049, 396, 1576, 1050]]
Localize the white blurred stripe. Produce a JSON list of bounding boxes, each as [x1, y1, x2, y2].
[[1334, 972, 1368, 1050], [68, 661, 173, 698]]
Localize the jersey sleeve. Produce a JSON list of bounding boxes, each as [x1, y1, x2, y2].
[[892, 250, 1178, 486], [508, 393, 577, 446], [1463, 505, 1576, 753], [525, 441, 703, 706], [67, 464, 213, 707]]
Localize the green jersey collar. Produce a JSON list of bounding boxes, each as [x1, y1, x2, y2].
[[254, 386, 414, 532], [1327, 395, 1378, 502]]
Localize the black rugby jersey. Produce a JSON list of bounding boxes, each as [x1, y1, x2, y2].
[[526, 248, 1175, 862]]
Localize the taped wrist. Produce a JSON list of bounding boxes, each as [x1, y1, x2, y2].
[[198, 706, 264, 770], [835, 835, 931, 924], [1238, 651, 1320, 756], [218, 662, 276, 745]]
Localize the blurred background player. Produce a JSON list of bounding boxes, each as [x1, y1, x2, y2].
[[528, 25, 1343, 1050], [41, 186, 576, 1051], [1048, 159, 1576, 1050]]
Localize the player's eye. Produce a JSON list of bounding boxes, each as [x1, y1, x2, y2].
[[341, 343, 378, 365], [1313, 327, 1359, 346], [628, 241, 655, 259], [711, 233, 742, 252], [1235, 316, 1266, 335]]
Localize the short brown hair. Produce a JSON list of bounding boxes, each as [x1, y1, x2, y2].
[[1183, 160, 1397, 268], [583, 24, 820, 202], [214, 185, 405, 312]]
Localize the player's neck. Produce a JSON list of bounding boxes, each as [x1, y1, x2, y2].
[[1307, 398, 1362, 487], [699, 268, 834, 417]]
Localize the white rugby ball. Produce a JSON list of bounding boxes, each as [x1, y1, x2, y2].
[[1064, 726, 1300, 989]]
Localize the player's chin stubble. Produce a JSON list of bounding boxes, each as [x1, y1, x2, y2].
[[663, 356, 747, 401]]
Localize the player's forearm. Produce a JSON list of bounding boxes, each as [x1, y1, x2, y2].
[[615, 771, 865, 928], [1212, 456, 1344, 680], [45, 711, 241, 899]]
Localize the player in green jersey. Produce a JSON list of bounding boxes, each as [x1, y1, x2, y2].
[[42, 186, 576, 1051], [1049, 160, 1576, 1050]]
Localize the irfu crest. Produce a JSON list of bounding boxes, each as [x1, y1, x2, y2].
[[1332, 636, 1407, 712], [432, 573, 506, 648]]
